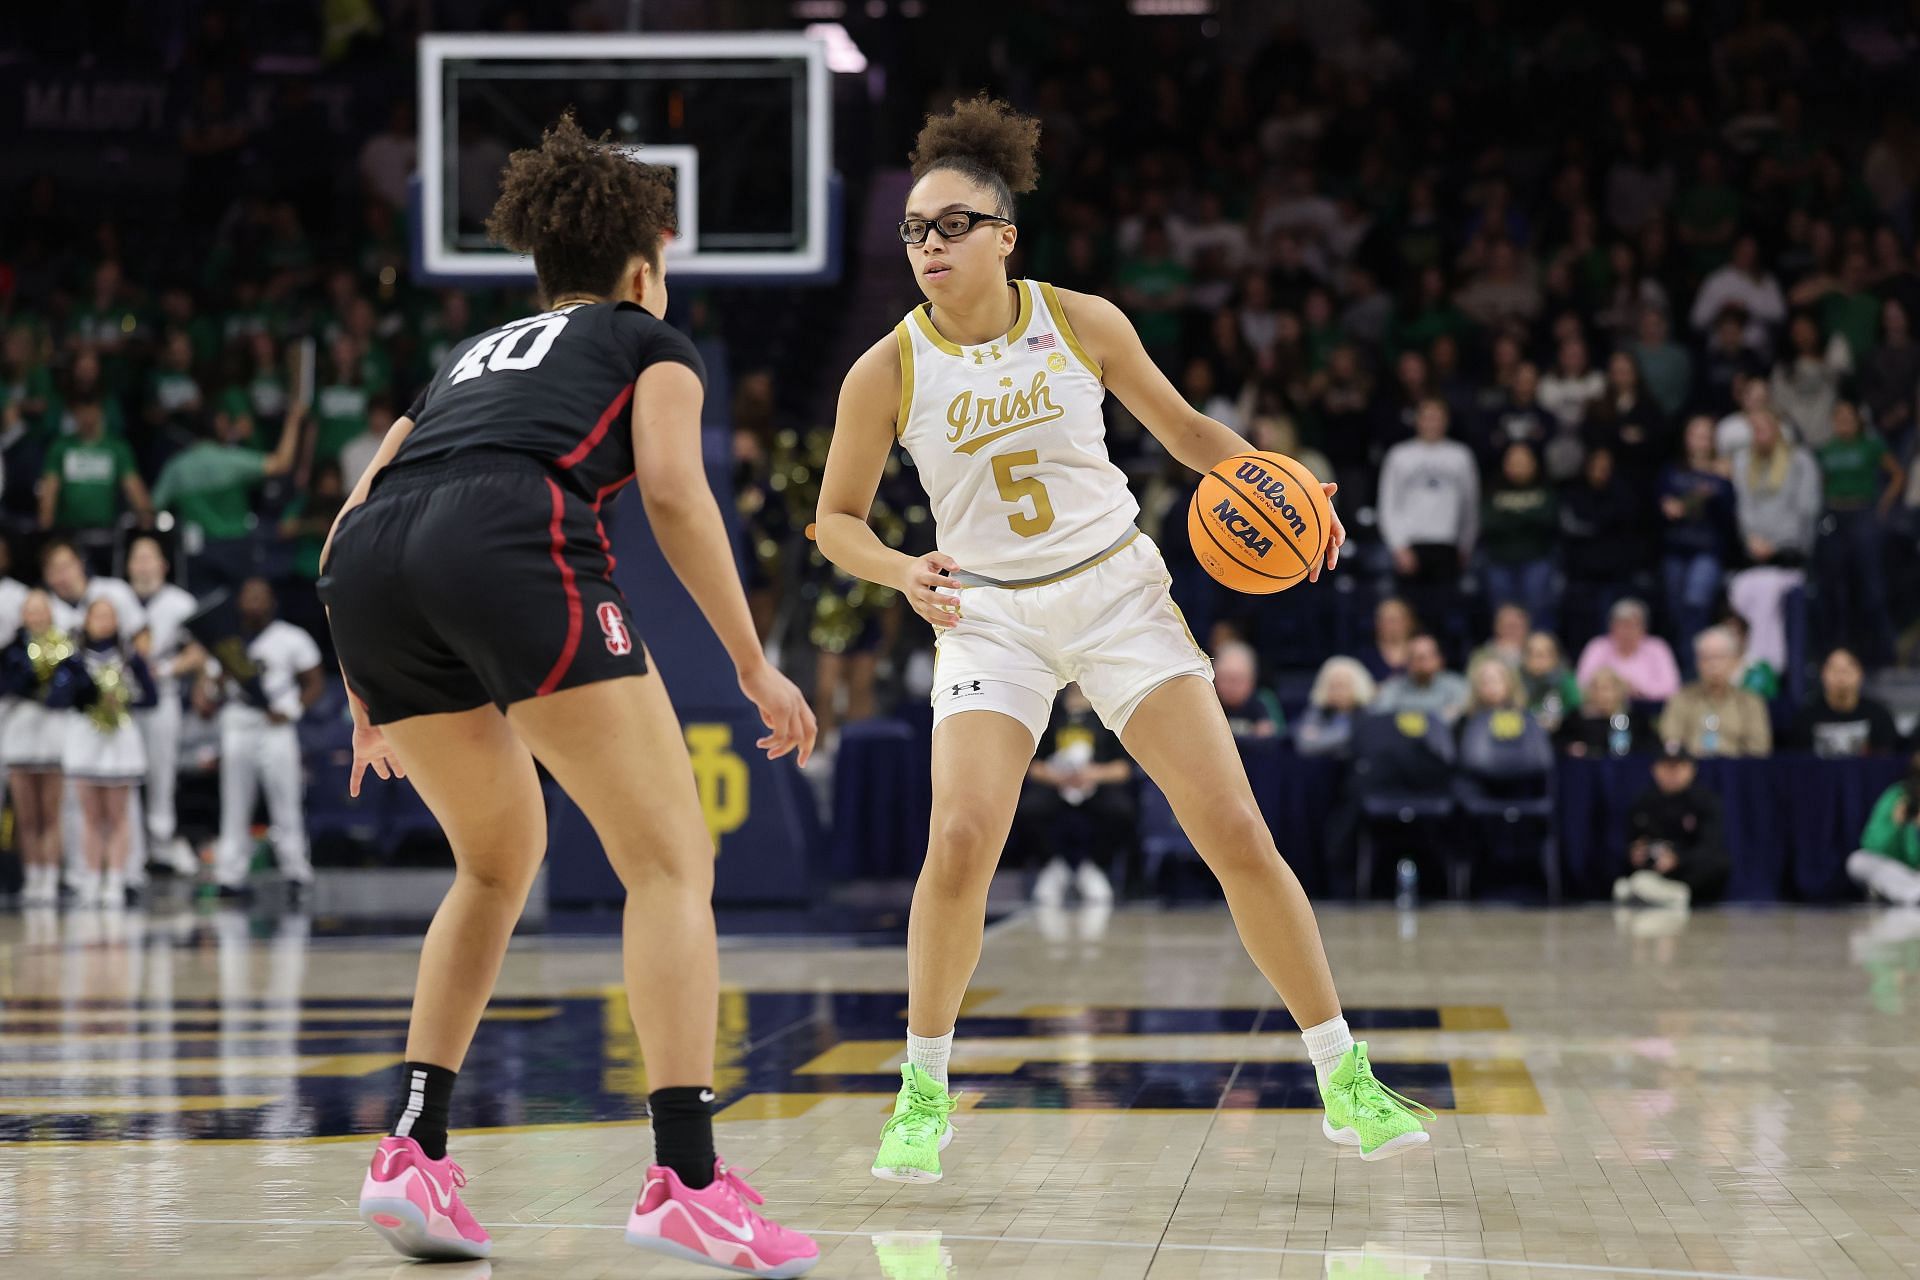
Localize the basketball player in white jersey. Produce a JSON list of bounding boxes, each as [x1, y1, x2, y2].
[[127, 536, 204, 879], [200, 578, 323, 900], [816, 97, 1433, 1183]]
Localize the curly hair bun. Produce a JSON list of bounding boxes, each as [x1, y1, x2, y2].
[[909, 94, 1041, 206], [485, 112, 677, 300]]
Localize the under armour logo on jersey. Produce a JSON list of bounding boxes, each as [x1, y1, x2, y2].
[[597, 603, 633, 656], [970, 344, 1003, 365], [951, 680, 983, 696]]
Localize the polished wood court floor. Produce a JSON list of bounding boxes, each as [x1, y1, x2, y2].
[[2, 901, 1918, 1278]]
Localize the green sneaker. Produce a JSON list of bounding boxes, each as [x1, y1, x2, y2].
[[1320, 1041, 1435, 1161], [872, 1063, 958, 1183]]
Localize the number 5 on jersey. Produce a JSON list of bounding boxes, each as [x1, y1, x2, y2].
[[991, 449, 1055, 538]]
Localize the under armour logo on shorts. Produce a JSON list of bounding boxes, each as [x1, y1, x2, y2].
[[598, 602, 633, 656], [951, 680, 982, 696]]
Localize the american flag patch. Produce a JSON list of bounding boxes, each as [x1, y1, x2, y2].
[[1025, 333, 1057, 351]]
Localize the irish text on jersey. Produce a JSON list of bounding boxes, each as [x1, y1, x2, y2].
[[946, 370, 1066, 455]]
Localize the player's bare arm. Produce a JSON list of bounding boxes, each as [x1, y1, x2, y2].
[[1056, 288, 1343, 578], [816, 334, 961, 630]]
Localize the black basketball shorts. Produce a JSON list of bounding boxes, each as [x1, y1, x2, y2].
[[321, 451, 647, 725]]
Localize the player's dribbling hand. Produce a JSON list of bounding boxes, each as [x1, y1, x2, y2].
[[740, 660, 818, 767], [349, 722, 407, 798], [901, 551, 963, 629], [1308, 482, 1344, 584]]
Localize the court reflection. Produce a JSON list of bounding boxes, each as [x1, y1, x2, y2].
[[872, 1230, 956, 1279], [1325, 1246, 1433, 1278], [1, 909, 1521, 1141], [1851, 907, 1920, 1014]]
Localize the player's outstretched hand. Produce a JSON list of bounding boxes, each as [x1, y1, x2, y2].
[[900, 551, 963, 630], [1307, 481, 1345, 584], [740, 660, 818, 767], [350, 721, 407, 798]]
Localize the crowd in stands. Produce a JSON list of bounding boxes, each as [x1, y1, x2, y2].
[[990, 8, 1920, 697], [8, 3, 1920, 907]]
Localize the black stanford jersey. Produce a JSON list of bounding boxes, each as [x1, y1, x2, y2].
[[397, 300, 705, 502]]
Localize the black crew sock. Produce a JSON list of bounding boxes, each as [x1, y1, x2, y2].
[[648, 1086, 717, 1189], [391, 1061, 457, 1160]]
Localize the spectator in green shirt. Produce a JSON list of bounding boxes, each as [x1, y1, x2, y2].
[[1790, 248, 1881, 364], [151, 396, 303, 590], [1846, 752, 1920, 906], [238, 332, 291, 432], [48, 350, 129, 441], [66, 260, 142, 392], [1115, 222, 1190, 369], [156, 286, 222, 367], [39, 399, 152, 537], [1814, 400, 1904, 666], [313, 334, 373, 464], [143, 329, 205, 446]]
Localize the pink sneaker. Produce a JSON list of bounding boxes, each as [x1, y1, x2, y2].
[[625, 1159, 819, 1277], [358, 1135, 492, 1260]]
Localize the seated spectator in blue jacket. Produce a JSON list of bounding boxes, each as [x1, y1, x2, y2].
[[1214, 641, 1284, 737], [1792, 648, 1899, 757], [1295, 657, 1375, 758]]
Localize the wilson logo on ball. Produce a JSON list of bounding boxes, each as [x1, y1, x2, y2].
[[1209, 499, 1275, 557], [1232, 461, 1308, 537]]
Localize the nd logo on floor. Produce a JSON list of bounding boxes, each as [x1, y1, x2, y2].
[[0, 988, 1539, 1141]]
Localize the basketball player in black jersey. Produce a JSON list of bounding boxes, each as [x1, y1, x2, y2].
[[323, 116, 819, 1276]]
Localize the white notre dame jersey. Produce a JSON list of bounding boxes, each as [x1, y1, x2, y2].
[[894, 279, 1138, 581]]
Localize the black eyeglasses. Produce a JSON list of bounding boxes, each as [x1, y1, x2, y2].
[[898, 209, 1014, 245]]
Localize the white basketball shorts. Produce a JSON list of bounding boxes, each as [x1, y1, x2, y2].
[[930, 531, 1214, 744]]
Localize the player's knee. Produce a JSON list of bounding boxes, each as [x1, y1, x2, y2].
[[923, 814, 1001, 891], [930, 808, 1001, 859], [454, 835, 549, 897], [604, 834, 715, 895], [1195, 804, 1278, 877]]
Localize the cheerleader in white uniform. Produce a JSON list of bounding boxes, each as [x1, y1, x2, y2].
[[2, 590, 72, 905], [48, 598, 157, 907]]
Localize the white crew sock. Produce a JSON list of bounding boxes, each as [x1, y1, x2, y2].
[[906, 1029, 954, 1089], [1301, 1014, 1355, 1090]]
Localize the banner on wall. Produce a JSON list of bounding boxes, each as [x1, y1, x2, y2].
[[543, 427, 820, 906]]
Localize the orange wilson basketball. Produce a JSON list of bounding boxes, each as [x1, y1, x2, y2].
[[1188, 451, 1332, 594]]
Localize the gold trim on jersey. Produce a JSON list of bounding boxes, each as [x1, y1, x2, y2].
[[910, 280, 1034, 359], [893, 321, 915, 439], [1038, 282, 1102, 381]]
